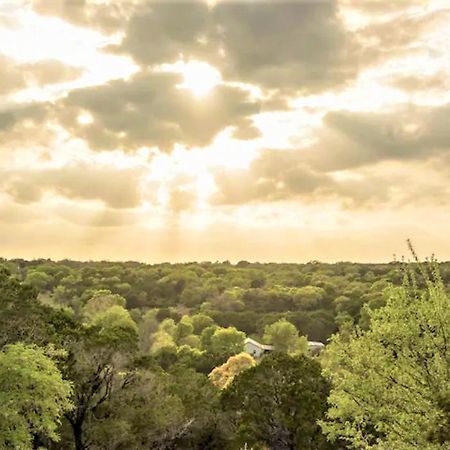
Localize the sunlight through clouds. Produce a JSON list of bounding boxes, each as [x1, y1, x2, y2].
[[1, 0, 450, 261]]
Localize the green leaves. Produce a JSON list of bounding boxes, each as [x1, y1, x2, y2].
[[222, 353, 332, 449], [0, 343, 73, 449], [322, 262, 450, 449], [263, 318, 308, 354]]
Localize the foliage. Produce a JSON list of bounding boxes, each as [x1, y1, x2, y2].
[[322, 259, 450, 449], [222, 352, 333, 450], [3, 255, 444, 450], [0, 343, 73, 449], [209, 352, 256, 389], [263, 318, 308, 354], [209, 326, 246, 356], [82, 289, 127, 321]]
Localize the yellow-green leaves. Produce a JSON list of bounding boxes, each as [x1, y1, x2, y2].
[[0, 343, 73, 449]]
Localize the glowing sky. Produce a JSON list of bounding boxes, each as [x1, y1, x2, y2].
[[1, 0, 450, 262]]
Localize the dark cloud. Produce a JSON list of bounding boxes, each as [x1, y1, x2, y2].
[[1, 163, 144, 208], [112, 0, 359, 93], [30, 0, 449, 99], [58, 70, 260, 151], [32, 0, 135, 34], [0, 103, 50, 149], [212, 0, 357, 91], [305, 104, 450, 171], [116, 0, 213, 65]]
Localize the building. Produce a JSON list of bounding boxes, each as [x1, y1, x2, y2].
[[244, 337, 274, 359], [307, 341, 325, 356], [244, 337, 325, 358]]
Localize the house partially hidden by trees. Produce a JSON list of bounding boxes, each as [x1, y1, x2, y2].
[[244, 337, 275, 359], [244, 337, 324, 358]]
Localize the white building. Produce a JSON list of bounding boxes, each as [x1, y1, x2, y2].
[[244, 337, 325, 358], [244, 337, 274, 358], [307, 341, 325, 355]]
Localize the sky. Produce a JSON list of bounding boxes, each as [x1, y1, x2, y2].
[[1, 0, 450, 263]]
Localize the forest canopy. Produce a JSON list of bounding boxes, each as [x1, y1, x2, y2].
[[2, 257, 450, 449]]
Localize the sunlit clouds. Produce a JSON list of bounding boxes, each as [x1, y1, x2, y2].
[[1, 0, 450, 262]]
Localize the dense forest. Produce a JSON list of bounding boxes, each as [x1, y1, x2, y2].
[[2, 256, 450, 449]]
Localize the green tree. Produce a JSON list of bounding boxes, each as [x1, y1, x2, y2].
[[175, 315, 194, 343], [0, 268, 74, 348], [24, 270, 52, 291], [322, 260, 450, 449], [0, 343, 73, 449], [63, 306, 138, 450], [191, 313, 215, 334], [90, 305, 138, 348], [82, 290, 126, 321], [222, 353, 333, 450], [209, 327, 245, 357], [139, 308, 159, 352], [263, 318, 307, 354]]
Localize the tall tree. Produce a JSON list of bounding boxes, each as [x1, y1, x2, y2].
[[322, 259, 450, 449], [263, 318, 308, 354], [0, 343, 73, 449], [63, 306, 138, 450], [222, 353, 333, 450]]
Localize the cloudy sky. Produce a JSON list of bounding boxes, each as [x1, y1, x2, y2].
[[1, 0, 449, 262]]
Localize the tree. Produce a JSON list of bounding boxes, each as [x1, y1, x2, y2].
[[151, 331, 177, 354], [175, 315, 194, 343], [159, 317, 177, 337], [191, 313, 215, 334], [139, 308, 159, 353], [263, 318, 307, 354], [322, 259, 450, 449], [222, 353, 333, 450], [209, 326, 245, 357], [82, 290, 126, 321], [24, 270, 52, 291], [0, 343, 73, 449], [294, 285, 327, 310], [208, 352, 255, 389], [63, 306, 139, 450], [0, 267, 75, 349], [90, 305, 138, 348]]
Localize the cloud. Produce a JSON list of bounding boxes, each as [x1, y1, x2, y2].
[[53, 203, 143, 227], [111, 0, 359, 94], [57, 70, 260, 151], [0, 56, 82, 96], [0, 103, 52, 151], [388, 73, 450, 94], [213, 101, 450, 208], [212, 0, 358, 92], [304, 104, 450, 172], [213, 149, 330, 205], [1, 163, 145, 208], [0, 199, 42, 224], [32, 0, 134, 34], [22, 59, 83, 85], [116, 0, 212, 65]]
